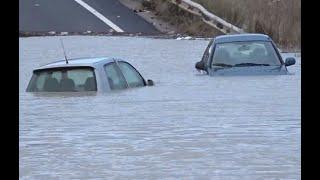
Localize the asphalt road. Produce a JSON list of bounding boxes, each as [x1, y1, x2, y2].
[[19, 0, 158, 33]]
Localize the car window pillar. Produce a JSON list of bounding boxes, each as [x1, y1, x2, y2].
[[113, 59, 129, 88], [271, 41, 285, 65], [208, 44, 216, 69], [94, 67, 105, 92]]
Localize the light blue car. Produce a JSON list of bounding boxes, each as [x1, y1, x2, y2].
[[26, 57, 154, 92], [195, 33, 296, 75]]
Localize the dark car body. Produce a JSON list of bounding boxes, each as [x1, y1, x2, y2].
[[195, 34, 296, 76]]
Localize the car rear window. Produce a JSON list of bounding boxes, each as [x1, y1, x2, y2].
[[27, 67, 97, 92]]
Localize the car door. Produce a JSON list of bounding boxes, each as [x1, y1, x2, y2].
[[117, 61, 146, 88], [104, 62, 128, 90]]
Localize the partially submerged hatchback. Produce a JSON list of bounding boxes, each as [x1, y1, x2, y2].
[[26, 57, 154, 92], [195, 34, 296, 76]]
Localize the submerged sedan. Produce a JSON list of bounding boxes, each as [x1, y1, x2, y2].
[[26, 57, 154, 92], [195, 34, 296, 75]]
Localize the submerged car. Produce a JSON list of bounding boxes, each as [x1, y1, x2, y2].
[[26, 57, 154, 92], [195, 34, 296, 75]]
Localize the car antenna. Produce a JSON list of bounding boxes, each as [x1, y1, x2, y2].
[[60, 38, 69, 64]]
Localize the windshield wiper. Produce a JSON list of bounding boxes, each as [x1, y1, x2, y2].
[[212, 63, 233, 67], [234, 63, 270, 67]]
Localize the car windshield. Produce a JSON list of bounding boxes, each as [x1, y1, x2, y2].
[[27, 67, 97, 92], [211, 41, 281, 67]]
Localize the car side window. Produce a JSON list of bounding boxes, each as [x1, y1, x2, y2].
[[118, 61, 145, 88], [104, 62, 128, 90]]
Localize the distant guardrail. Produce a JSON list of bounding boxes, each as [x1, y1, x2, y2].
[[169, 0, 244, 34]]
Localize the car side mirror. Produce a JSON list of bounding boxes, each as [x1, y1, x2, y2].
[[195, 61, 205, 71], [146, 79, 154, 86], [285, 57, 296, 66]]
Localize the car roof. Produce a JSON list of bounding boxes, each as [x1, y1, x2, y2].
[[35, 57, 116, 70], [213, 33, 272, 44]]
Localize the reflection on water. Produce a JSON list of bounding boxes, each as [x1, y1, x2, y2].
[[19, 36, 300, 179]]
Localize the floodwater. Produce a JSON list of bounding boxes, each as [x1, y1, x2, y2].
[[19, 36, 300, 179]]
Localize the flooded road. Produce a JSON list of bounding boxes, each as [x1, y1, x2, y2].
[[19, 36, 300, 179]]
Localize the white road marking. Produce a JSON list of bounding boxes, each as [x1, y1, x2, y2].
[[73, 0, 124, 32]]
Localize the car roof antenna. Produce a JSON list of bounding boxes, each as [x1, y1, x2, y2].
[[60, 38, 69, 64]]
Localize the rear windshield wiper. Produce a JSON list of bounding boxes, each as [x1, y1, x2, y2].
[[234, 63, 270, 67], [212, 63, 233, 67]]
